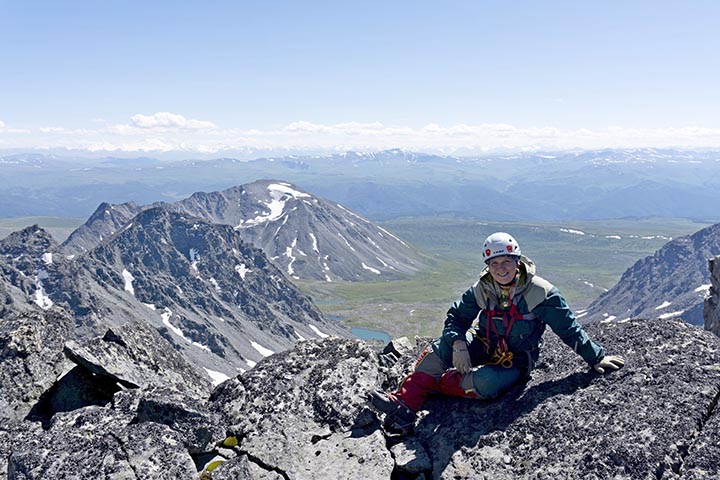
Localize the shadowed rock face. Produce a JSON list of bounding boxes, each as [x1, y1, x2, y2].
[[705, 256, 720, 336], [3, 311, 719, 479]]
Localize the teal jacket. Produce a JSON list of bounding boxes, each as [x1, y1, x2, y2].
[[441, 256, 605, 367]]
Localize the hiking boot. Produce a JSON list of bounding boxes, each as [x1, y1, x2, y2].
[[368, 390, 417, 435]]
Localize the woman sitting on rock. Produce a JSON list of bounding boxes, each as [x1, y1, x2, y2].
[[370, 232, 625, 434]]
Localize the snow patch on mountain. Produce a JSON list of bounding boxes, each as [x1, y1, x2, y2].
[[309, 233, 319, 253], [161, 308, 211, 352], [251, 341, 274, 357], [122, 269, 135, 295], [377, 225, 410, 248], [34, 269, 53, 309], [362, 263, 381, 274], [240, 182, 310, 227], [189, 248, 200, 271], [235, 264, 251, 279], [309, 324, 329, 338], [204, 368, 231, 386], [337, 233, 355, 251]]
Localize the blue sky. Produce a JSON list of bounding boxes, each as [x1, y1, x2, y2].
[[1, 1, 719, 155]]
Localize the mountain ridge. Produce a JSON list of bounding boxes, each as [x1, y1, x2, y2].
[[583, 222, 720, 326], [62, 179, 425, 282], [1, 208, 348, 384], [2, 148, 719, 222]]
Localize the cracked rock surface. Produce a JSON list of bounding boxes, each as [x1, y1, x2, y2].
[[5, 388, 223, 480], [705, 255, 720, 336], [412, 318, 720, 480], [205, 317, 720, 479], [2, 313, 720, 479]]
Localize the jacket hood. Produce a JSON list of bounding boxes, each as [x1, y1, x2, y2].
[[474, 255, 556, 313]]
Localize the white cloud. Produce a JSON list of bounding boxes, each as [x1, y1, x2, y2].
[[4, 116, 720, 155], [0, 119, 5, 129], [283, 121, 386, 134], [130, 112, 216, 130]]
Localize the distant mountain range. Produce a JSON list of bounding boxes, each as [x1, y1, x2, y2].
[[2, 148, 719, 222], [62, 180, 424, 281], [582, 222, 720, 326]]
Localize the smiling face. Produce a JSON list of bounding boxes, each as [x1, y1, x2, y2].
[[487, 256, 519, 285]]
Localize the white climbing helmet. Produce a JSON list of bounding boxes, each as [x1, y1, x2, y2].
[[482, 232, 521, 263]]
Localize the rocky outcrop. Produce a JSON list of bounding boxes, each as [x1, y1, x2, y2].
[[207, 317, 720, 479], [3, 312, 720, 479], [208, 337, 397, 479], [705, 255, 720, 336], [5, 388, 225, 480], [0, 309, 225, 479], [63, 321, 212, 396], [0, 226, 62, 316], [0, 310, 72, 424]]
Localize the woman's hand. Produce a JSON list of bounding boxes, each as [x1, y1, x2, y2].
[[452, 340, 472, 374], [593, 355, 626, 374]]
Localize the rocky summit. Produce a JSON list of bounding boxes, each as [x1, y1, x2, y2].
[[2, 312, 720, 479]]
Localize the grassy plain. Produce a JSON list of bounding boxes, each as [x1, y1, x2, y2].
[[0, 217, 84, 243], [298, 216, 712, 339]]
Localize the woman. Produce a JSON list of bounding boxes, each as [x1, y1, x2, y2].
[[370, 232, 625, 434]]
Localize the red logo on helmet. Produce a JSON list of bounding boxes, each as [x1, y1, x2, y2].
[[485, 249, 491, 257], [506, 245, 513, 253]]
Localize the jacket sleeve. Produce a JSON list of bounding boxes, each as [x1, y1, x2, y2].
[[533, 287, 605, 366], [441, 287, 481, 345]]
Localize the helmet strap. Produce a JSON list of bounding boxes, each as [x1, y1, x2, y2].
[[498, 278, 516, 288]]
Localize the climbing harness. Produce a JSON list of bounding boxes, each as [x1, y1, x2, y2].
[[481, 291, 536, 369]]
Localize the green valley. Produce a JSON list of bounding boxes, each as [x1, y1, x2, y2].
[[298, 216, 712, 339]]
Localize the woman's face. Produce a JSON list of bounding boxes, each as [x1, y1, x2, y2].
[[487, 256, 519, 285]]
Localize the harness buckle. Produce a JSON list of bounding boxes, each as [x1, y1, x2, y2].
[[487, 347, 514, 369]]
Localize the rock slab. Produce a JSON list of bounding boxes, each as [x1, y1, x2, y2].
[[704, 255, 720, 336]]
